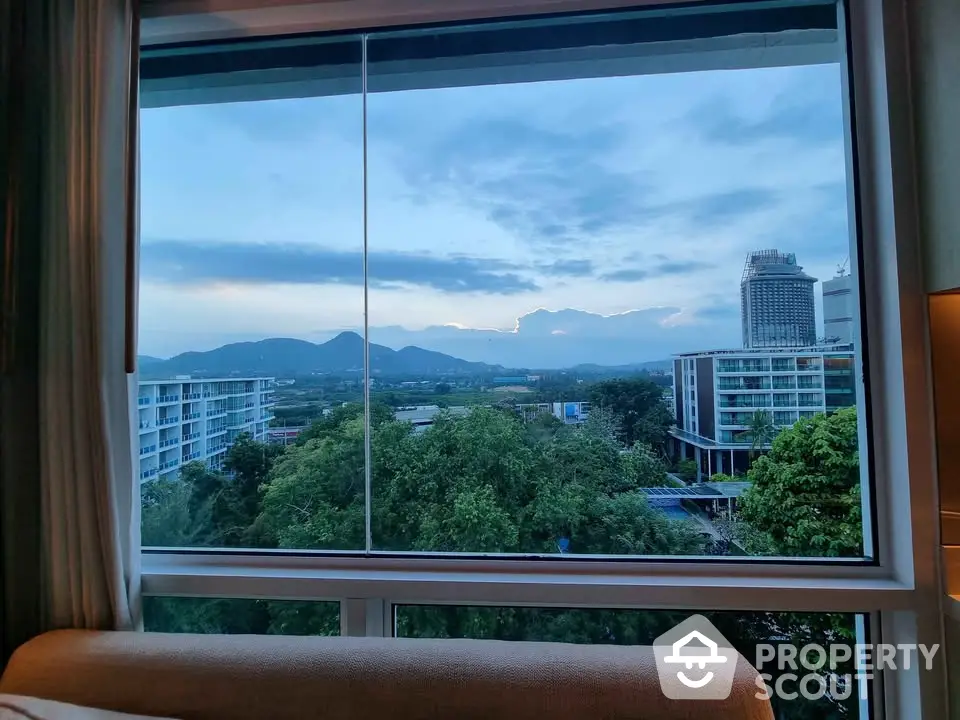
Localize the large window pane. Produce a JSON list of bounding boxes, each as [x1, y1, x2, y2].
[[139, 1, 871, 560], [396, 605, 867, 719], [138, 36, 366, 550], [365, 3, 868, 557]]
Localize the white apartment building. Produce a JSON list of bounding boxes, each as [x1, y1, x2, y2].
[[670, 345, 855, 480], [137, 377, 275, 483]]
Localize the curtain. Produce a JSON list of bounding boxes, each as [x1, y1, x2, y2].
[[1, 0, 45, 667], [35, 0, 141, 631]]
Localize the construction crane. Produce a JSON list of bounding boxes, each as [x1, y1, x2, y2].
[[836, 257, 849, 277]]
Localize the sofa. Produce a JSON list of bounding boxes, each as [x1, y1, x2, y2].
[[0, 630, 773, 719]]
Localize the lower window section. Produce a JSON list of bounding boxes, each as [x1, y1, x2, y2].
[[143, 597, 339, 636], [395, 606, 868, 720]]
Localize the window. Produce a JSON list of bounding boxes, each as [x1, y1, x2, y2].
[[137, 1, 942, 715], [139, 1, 872, 560], [144, 597, 340, 636], [395, 606, 866, 720]]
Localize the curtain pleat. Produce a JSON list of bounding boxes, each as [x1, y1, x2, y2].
[[37, 0, 141, 631]]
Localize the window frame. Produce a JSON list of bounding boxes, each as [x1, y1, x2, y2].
[[137, 0, 945, 716]]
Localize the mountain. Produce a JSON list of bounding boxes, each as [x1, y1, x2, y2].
[[138, 354, 164, 366], [140, 332, 501, 378]]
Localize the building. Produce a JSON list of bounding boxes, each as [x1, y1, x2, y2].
[[823, 272, 854, 344], [740, 250, 817, 348], [137, 377, 275, 483], [266, 426, 308, 445], [394, 405, 472, 432], [670, 345, 856, 480], [515, 401, 591, 424]]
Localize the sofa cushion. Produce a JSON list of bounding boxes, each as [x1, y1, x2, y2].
[[0, 695, 175, 720], [0, 630, 774, 720]]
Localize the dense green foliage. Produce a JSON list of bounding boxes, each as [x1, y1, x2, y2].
[[142, 382, 863, 718], [738, 407, 862, 557], [588, 377, 674, 449]]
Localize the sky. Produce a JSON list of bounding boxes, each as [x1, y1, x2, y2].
[[139, 53, 851, 368]]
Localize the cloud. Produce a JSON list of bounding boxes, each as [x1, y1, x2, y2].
[[601, 269, 650, 282], [382, 116, 658, 246], [141, 240, 538, 294], [600, 259, 715, 282], [682, 188, 779, 226], [367, 307, 738, 367], [694, 302, 741, 320], [536, 259, 595, 276], [693, 75, 844, 147]]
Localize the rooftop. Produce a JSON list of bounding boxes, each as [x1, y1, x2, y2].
[[672, 343, 854, 359]]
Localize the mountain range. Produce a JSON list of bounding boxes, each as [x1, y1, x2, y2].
[[138, 331, 671, 378], [138, 332, 502, 378]]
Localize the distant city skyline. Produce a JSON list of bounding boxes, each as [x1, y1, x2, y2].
[[140, 58, 851, 365]]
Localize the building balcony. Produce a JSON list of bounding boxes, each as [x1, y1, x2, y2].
[[207, 445, 226, 454], [182, 451, 202, 462], [798, 401, 822, 408], [183, 392, 201, 400], [137, 397, 152, 406], [207, 427, 226, 436], [183, 412, 201, 421], [157, 416, 179, 426], [157, 395, 181, 404], [158, 460, 180, 472], [182, 432, 201, 442], [139, 468, 158, 480], [206, 409, 227, 418], [139, 444, 157, 456], [716, 383, 771, 391], [159, 437, 180, 449], [717, 400, 771, 409], [138, 421, 155, 431]]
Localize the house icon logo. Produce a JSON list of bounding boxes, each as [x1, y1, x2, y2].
[[653, 615, 741, 700]]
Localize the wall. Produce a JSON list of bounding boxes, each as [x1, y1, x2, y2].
[[911, 0, 960, 293]]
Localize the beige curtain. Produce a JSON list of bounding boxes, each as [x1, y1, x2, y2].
[[38, 0, 141, 630]]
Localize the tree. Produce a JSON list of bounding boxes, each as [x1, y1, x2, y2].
[[142, 406, 857, 718], [434, 382, 451, 395], [588, 378, 672, 449], [675, 458, 698, 482], [738, 407, 861, 557], [743, 409, 776, 457], [142, 475, 212, 547]]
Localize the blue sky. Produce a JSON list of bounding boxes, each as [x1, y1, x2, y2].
[[139, 60, 850, 367]]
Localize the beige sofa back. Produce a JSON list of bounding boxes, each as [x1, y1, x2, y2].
[[1, 630, 773, 720]]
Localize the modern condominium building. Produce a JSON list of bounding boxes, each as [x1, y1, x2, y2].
[[740, 249, 818, 348], [137, 377, 275, 483], [670, 345, 855, 480]]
